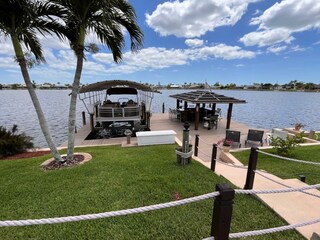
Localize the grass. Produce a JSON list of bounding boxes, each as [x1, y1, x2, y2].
[[0, 145, 302, 239], [232, 145, 320, 185]]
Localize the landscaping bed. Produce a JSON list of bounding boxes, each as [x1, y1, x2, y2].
[[0, 145, 302, 239]]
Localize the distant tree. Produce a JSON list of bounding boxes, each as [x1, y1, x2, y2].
[[0, 84, 3, 90], [305, 82, 315, 90], [32, 80, 37, 88]]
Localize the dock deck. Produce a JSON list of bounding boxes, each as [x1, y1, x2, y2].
[[61, 112, 259, 150]]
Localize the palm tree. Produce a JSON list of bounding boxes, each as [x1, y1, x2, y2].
[[0, 0, 65, 162], [51, 0, 143, 161]]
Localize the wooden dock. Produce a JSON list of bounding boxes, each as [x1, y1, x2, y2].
[[61, 113, 260, 154]]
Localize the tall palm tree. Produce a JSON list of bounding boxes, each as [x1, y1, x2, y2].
[[0, 0, 65, 162], [51, 0, 143, 161]]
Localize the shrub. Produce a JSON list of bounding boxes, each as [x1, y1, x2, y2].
[[0, 125, 33, 158], [270, 133, 306, 156]]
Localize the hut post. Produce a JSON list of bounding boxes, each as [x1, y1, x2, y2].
[[176, 99, 180, 109], [226, 103, 233, 129], [90, 113, 94, 131], [195, 103, 200, 130], [184, 101, 188, 109], [211, 103, 216, 113]]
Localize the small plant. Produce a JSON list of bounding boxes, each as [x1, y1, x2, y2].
[[217, 138, 233, 146], [0, 125, 33, 158], [293, 123, 305, 131], [270, 134, 305, 156]]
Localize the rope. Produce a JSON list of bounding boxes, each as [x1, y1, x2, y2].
[[203, 217, 320, 239], [175, 149, 193, 158], [198, 137, 212, 146], [235, 183, 320, 195], [255, 171, 320, 199], [216, 159, 248, 170], [257, 150, 320, 166], [0, 191, 220, 227], [197, 148, 213, 158]]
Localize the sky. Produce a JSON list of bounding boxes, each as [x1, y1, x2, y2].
[[0, 0, 320, 86]]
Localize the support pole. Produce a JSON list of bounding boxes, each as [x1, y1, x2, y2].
[[90, 113, 94, 132], [244, 147, 259, 189], [226, 103, 233, 129], [211, 144, 218, 172], [211, 183, 235, 240], [82, 111, 86, 126], [182, 122, 191, 165], [195, 103, 200, 130], [162, 102, 165, 113], [194, 134, 199, 157]]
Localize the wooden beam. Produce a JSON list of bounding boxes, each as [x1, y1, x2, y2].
[[195, 104, 200, 130], [211, 103, 216, 112], [226, 103, 233, 129], [176, 99, 180, 109]]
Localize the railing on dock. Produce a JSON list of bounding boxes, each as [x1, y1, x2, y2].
[[98, 106, 140, 119]]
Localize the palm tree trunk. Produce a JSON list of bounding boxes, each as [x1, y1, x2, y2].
[[66, 38, 85, 161], [11, 37, 63, 162]]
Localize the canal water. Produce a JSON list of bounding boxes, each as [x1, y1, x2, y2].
[[0, 89, 319, 148]]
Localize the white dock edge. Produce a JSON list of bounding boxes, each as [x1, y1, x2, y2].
[[136, 130, 176, 146]]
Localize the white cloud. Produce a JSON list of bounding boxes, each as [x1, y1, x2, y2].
[[194, 44, 256, 60], [185, 39, 204, 48], [93, 44, 256, 74], [290, 45, 306, 52], [240, 28, 294, 47], [146, 0, 259, 38], [241, 0, 320, 47], [267, 45, 287, 54], [235, 64, 245, 67]]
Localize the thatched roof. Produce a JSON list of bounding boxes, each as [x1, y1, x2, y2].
[[79, 80, 159, 93], [170, 90, 246, 104]]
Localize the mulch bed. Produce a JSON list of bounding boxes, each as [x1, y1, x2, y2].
[[42, 154, 85, 170]]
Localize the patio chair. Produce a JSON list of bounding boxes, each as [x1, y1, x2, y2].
[[225, 130, 241, 148], [209, 115, 218, 129], [245, 129, 264, 147]]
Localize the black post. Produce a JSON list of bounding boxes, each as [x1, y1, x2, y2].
[[195, 134, 199, 157], [244, 147, 259, 189], [162, 102, 165, 113], [211, 183, 235, 240], [211, 144, 218, 172], [82, 111, 86, 126]]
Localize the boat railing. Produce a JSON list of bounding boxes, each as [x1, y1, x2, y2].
[[98, 106, 140, 118]]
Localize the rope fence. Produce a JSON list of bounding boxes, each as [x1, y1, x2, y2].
[[203, 217, 320, 239], [255, 170, 320, 199], [0, 191, 220, 227], [257, 150, 320, 165], [1, 184, 319, 227]]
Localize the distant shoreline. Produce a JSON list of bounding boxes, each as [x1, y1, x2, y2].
[[1, 88, 320, 93]]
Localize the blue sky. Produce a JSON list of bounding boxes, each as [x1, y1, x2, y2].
[[0, 0, 320, 85]]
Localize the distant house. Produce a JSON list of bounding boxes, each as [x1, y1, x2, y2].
[[168, 84, 181, 89]]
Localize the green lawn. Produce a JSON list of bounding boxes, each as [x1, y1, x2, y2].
[[232, 145, 320, 185], [0, 145, 302, 239]]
